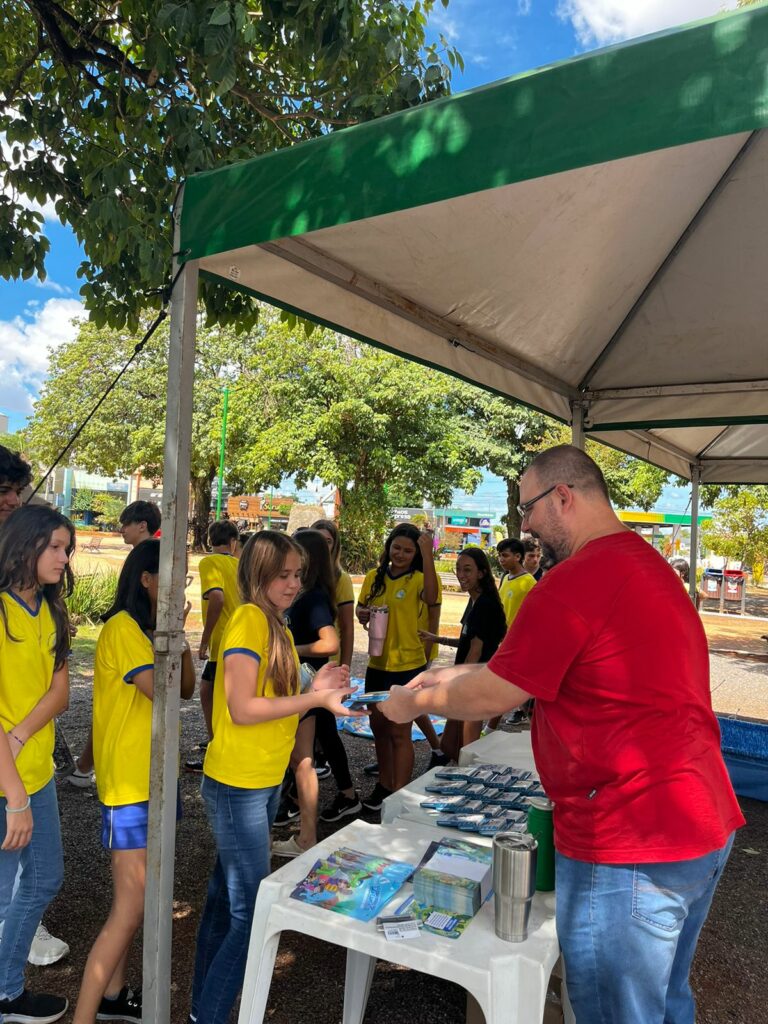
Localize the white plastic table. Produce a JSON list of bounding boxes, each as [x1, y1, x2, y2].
[[239, 819, 562, 1024], [458, 728, 536, 769]]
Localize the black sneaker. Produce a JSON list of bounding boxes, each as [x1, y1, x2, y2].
[[0, 990, 68, 1023], [273, 799, 300, 825], [361, 783, 391, 812], [184, 759, 204, 773], [96, 985, 142, 1023], [320, 791, 362, 823], [362, 761, 380, 777], [428, 750, 451, 770], [314, 763, 332, 780]]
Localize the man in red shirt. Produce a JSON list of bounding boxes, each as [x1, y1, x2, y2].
[[383, 445, 743, 1024]]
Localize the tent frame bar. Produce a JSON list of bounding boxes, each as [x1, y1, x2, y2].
[[260, 237, 577, 400], [578, 131, 758, 391], [585, 379, 768, 401], [689, 464, 701, 604]]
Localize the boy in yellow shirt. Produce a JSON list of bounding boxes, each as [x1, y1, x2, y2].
[[497, 538, 537, 626]]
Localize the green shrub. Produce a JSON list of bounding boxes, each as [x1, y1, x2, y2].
[[66, 569, 119, 624]]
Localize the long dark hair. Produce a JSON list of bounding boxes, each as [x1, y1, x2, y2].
[[311, 518, 342, 580], [103, 539, 160, 632], [368, 523, 423, 602], [457, 548, 505, 614], [0, 505, 75, 670], [294, 529, 337, 618]]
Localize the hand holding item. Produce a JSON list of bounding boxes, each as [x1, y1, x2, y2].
[[356, 604, 371, 627], [380, 684, 420, 724], [312, 663, 351, 691], [320, 687, 365, 718]]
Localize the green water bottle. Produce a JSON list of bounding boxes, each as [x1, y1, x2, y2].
[[526, 797, 555, 892]]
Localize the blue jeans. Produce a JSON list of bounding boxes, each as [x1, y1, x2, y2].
[[556, 833, 735, 1024], [0, 779, 63, 1000], [191, 776, 281, 1024]]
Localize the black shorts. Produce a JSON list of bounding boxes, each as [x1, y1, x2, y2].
[[365, 665, 426, 693], [201, 660, 217, 684]]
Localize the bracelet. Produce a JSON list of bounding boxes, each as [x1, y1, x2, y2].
[[6, 797, 31, 814], [9, 733, 24, 747]]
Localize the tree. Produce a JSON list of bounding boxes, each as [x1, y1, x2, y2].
[[702, 487, 768, 574], [1, 0, 461, 331]]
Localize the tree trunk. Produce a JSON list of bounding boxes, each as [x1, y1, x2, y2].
[[503, 477, 522, 538], [191, 470, 216, 551]]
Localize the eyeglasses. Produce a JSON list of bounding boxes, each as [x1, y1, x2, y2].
[[517, 484, 573, 520]]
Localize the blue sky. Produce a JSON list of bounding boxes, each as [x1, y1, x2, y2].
[[0, 0, 735, 512]]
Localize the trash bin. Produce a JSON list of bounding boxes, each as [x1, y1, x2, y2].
[[723, 570, 746, 603], [701, 569, 722, 600]]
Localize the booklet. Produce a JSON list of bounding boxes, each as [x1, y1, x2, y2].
[[342, 690, 391, 709], [290, 847, 414, 922]]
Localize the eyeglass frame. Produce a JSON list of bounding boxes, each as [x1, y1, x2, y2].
[[517, 483, 574, 520]]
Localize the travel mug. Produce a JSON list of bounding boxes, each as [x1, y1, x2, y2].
[[367, 605, 389, 657], [492, 831, 538, 942], [526, 797, 555, 891]]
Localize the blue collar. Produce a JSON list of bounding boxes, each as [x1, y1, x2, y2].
[[6, 590, 43, 616]]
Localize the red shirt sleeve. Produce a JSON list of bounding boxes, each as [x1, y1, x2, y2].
[[488, 586, 593, 701]]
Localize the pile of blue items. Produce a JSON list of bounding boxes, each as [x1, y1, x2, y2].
[[718, 716, 768, 802], [338, 678, 445, 741], [420, 764, 547, 837]]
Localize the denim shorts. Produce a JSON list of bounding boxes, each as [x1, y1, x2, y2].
[[101, 791, 182, 850]]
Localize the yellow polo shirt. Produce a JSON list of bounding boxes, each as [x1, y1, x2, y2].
[[199, 553, 241, 661], [204, 604, 300, 789], [358, 569, 428, 673], [0, 592, 57, 797], [93, 611, 155, 806], [499, 572, 537, 627]]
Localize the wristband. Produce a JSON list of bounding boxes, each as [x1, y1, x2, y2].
[[9, 733, 24, 747], [6, 797, 31, 814]]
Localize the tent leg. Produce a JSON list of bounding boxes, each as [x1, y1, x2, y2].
[[143, 194, 199, 1024], [689, 464, 701, 605], [571, 400, 587, 450]]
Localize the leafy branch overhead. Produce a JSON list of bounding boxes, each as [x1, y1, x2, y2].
[[0, 0, 461, 330]]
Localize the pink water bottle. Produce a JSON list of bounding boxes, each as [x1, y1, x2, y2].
[[367, 606, 389, 657]]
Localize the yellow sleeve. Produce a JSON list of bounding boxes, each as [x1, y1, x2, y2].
[[336, 571, 354, 607], [358, 570, 376, 606], [199, 555, 225, 598], [221, 604, 269, 664], [110, 616, 154, 683]]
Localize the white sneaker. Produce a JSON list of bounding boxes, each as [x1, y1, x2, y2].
[[28, 924, 70, 966], [67, 767, 94, 788]]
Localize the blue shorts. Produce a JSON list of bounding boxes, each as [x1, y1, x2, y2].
[[101, 792, 182, 850]]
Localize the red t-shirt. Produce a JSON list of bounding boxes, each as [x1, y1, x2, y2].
[[488, 530, 744, 863]]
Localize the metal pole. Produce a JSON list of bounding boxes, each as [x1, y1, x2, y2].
[[689, 464, 701, 605], [267, 486, 273, 528], [216, 385, 230, 517], [571, 400, 587, 450], [143, 186, 199, 1024]]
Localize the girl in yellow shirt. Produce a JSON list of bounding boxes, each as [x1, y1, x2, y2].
[[75, 540, 195, 1024], [191, 531, 356, 1024], [0, 505, 73, 1024], [356, 524, 438, 810]]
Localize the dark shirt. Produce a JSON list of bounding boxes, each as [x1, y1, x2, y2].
[[456, 590, 507, 665], [285, 586, 335, 672]]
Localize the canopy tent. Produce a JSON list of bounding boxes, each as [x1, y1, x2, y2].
[[143, 6, 768, 1023]]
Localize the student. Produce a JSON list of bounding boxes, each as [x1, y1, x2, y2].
[[0, 505, 73, 1024], [118, 501, 161, 548], [497, 538, 537, 626], [669, 557, 702, 612], [185, 520, 241, 772], [522, 537, 544, 581], [356, 524, 437, 810], [419, 548, 507, 762], [272, 529, 339, 857], [310, 520, 362, 825], [74, 540, 195, 1024], [190, 531, 355, 1024]]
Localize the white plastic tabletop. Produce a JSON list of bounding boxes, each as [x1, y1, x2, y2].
[[239, 818, 561, 1024], [458, 727, 536, 768]]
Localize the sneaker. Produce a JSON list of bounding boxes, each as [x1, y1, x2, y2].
[[362, 761, 379, 777], [66, 767, 94, 788], [0, 989, 68, 1023], [361, 783, 391, 812], [271, 835, 307, 859], [195, 741, 209, 751], [428, 750, 451, 770], [273, 799, 300, 825], [314, 764, 331, 780], [28, 925, 69, 966], [320, 791, 362, 823], [183, 760, 204, 773], [96, 985, 142, 1023]]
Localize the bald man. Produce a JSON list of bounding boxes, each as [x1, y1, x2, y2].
[[384, 445, 743, 1024]]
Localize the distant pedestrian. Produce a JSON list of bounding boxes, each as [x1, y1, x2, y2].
[[118, 501, 161, 547]]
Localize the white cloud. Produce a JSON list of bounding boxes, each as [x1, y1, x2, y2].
[[429, 8, 461, 42], [33, 277, 72, 296], [557, 0, 738, 46], [0, 298, 83, 417]]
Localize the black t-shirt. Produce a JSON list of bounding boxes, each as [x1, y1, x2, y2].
[[455, 590, 507, 665], [285, 586, 335, 671]]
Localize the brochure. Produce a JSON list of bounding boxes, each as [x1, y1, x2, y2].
[[290, 847, 413, 922]]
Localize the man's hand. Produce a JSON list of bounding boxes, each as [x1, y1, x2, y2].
[[312, 664, 351, 691], [381, 684, 423, 724]]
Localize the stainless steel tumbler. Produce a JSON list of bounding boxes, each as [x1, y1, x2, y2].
[[492, 831, 538, 942]]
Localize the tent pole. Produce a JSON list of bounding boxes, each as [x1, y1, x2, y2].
[[689, 464, 701, 604], [143, 186, 198, 1024], [571, 400, 587, 450]]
